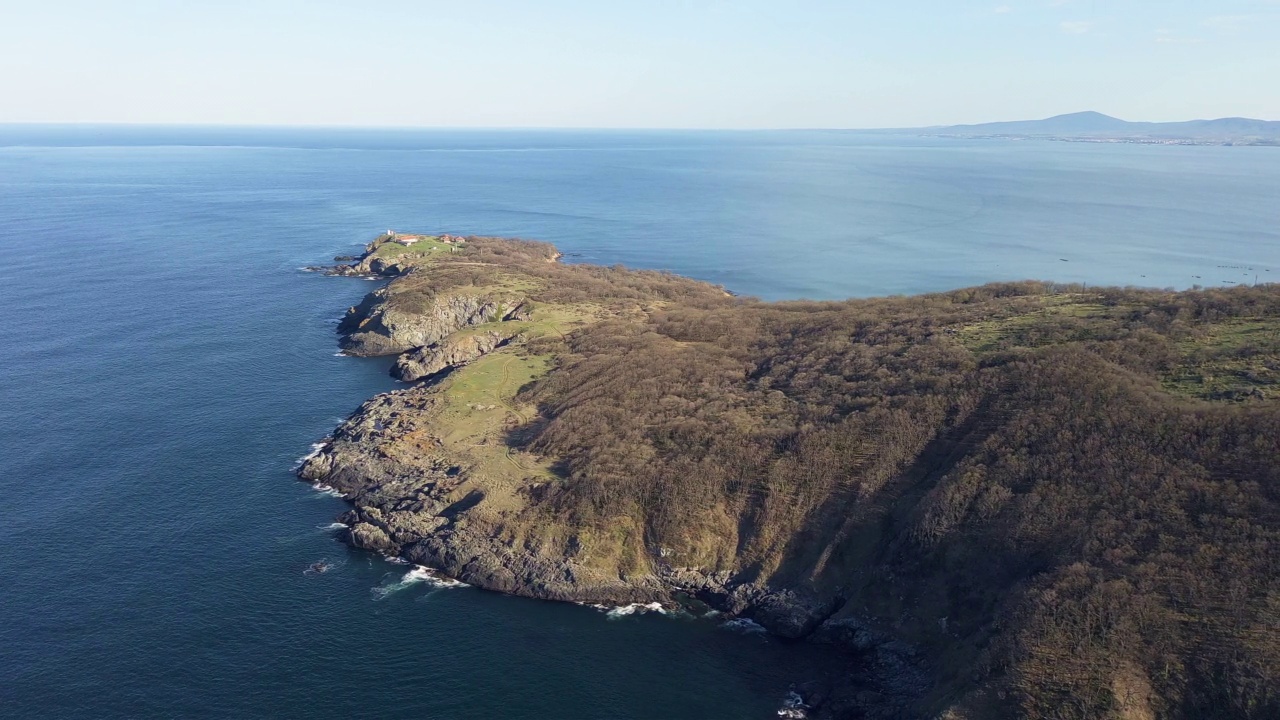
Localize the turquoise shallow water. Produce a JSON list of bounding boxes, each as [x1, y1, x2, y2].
[[1, 127, 1277, 719]]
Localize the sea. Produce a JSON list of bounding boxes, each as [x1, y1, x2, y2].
[[1, 126, 1277, 719]]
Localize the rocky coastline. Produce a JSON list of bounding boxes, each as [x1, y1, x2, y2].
[[299, 232, 1280, 719], [299, 384, 925, 716], [298, 232, 926, 718]]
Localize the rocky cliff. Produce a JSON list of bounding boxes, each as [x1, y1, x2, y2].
[[298, 383, 671, 604], [338, 290, 529, 357], [392, 329, 524, 382]]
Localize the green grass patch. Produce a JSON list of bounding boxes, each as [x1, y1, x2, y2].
[[370, 236, 458, 261], [1175, 318, 1280, 354], [1161, 318, 1280, 400], [434, 350, 558, 486], [444, 351, 551, 410], [956, 300, 1115, 353]]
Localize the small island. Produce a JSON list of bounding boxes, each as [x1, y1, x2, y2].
[[301, 232, 1279, 719]]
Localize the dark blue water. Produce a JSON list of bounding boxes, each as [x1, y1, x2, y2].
[[1, 127, 1277, 719]]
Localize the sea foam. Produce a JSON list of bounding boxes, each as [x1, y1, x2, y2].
[[777, 691, 809, 719], [721, 617, 767, 634], [294, 442, 327, 469], [371, 566, 468, 599], [582, 602, 669, 619]]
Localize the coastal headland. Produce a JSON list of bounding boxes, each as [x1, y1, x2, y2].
[[302, 232, 1279, 719]]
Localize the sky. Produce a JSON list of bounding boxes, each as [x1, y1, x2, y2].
[[1, 0, 1277, 128]]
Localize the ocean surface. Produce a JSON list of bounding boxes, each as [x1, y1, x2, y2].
[[1, 126, 1277, 719]]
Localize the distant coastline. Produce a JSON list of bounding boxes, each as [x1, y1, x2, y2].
[[899, 110, 1280, 146], [930, 133, 1279, 147]]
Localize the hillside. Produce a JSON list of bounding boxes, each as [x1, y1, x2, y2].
[[301, 233, 1279, 719]]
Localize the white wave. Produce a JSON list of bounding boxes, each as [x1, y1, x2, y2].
[[578, 601, 677, 618], [384, 555, 409, 565], [371, 565, 468, 599], [721, 617, 767, 633], [602, 602, 668, 619], [317, 522, 347, 531], [332, 351, 347, 357], [777, 691, 809, 719], [293, 442, 327, 469], [407, 566, 469, 588], [310, 483, 345, 498]]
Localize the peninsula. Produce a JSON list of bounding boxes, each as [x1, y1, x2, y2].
[[301, 232, 1279, 719]]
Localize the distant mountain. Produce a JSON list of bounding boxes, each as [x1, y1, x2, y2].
[[913, 111, 1280, 145]]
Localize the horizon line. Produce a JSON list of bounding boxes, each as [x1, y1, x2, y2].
[[2, 111, 1277, 134]]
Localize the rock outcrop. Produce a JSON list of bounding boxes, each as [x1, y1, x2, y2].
[[392, 329, 523, 382], [298, 385, 670, 605], [321, 250, 414, 278], [338, 292, 530, 357]]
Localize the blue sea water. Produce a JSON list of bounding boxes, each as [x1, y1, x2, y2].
[[0, 126, 1277, 719]]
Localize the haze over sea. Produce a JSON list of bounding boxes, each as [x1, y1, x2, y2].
[[1, 126, 1277, 719]]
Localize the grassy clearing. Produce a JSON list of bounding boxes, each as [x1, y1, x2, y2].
[[431, 350, 558, 511], [953, 297, 1279, 401], [955, 297, 1115, 353], [1161, 317, 1280, 400], [481, 273, 545, 295], [370, 236, 458, 261]]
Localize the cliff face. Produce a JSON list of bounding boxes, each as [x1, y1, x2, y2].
[[302, 235, 1280, 720], [298, 384, 670, 604], [338, 290, 528, 357], [392, 330, 523, 382]]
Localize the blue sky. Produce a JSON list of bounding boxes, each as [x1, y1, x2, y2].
[[1, 0, 1276, 128]]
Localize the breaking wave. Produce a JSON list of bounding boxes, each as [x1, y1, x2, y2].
[[777, 691, 809, 719], [721, 617, 767, 634], [371, 566, 468, 599], [579, 602, 670, 619], [310, 483, 345, 498], [294, 442, 327, 469]]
